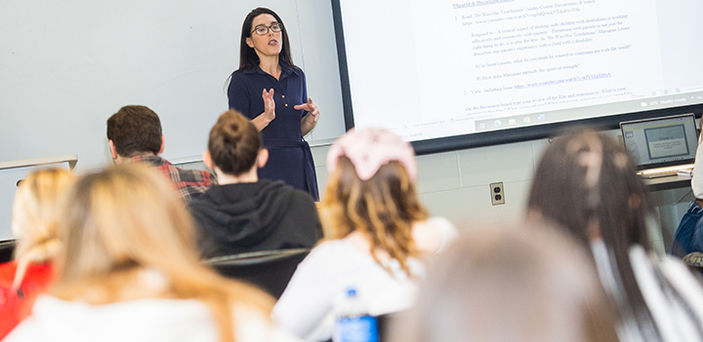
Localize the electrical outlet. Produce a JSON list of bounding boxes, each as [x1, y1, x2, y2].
[[490, 182, 505, 205]]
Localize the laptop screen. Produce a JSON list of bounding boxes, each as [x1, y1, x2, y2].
[[620, 114, 698, 169]]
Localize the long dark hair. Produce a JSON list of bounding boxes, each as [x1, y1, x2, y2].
[[527, 129, 662, 341], [237, 7, 294, 71]]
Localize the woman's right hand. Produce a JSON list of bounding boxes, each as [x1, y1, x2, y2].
[[262, 88, 276, 122], [251, 88, 276, 131]]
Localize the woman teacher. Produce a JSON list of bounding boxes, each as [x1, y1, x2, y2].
[[228, 7, 320, 200]]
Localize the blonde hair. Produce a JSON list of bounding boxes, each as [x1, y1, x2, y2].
[[322, 157, 428, 276], [11, 168, 74, 289], [51, 164, 271, 342]]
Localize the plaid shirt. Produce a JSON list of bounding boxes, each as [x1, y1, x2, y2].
[[131, 155, 213, 202]]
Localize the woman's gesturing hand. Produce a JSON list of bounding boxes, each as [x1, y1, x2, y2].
[[296, 97, 320, 123], [262, 88, 276, 122], [299, 98, 320, 136]]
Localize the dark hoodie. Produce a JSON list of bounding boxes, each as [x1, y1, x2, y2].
[[188, 179, 322, 259]]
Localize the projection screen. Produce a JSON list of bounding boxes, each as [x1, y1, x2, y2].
[[332, 0, 703, 153]]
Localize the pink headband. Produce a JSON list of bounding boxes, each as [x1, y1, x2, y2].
[[326, 128, 417, 181]]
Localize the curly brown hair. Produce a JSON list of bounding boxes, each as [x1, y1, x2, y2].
[[322, 157, 428, 277]]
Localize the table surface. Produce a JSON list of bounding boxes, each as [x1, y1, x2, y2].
[[643, 174, 692, 192], [0, 154, 77, 170]]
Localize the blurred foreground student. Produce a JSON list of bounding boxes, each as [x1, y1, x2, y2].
[[389, 224, 618, 342], [0, 169, 73, 339], [528, 129, 703, 342], [5, 164, 299, 342], [189, 110, 322, 259], [273, 128, 457, 341]]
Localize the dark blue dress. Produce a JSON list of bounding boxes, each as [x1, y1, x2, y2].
[[227, 63, 319, 200]]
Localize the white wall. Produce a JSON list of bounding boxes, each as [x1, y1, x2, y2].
[[0, 0, 346, 236], [0, 0, 345, 171]]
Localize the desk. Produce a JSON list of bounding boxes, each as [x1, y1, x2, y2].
[[644, 174, 692, 192], [642, 174, 693, 254], [0, 155, 77, 240]]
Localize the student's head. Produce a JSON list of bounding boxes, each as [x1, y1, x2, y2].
[[528, 129, 653, 250], [239, 7, 293, 70], [52, 164, 270, 342], [106, 105, 164, 160], [390, 224, 618, 342], [204, 110, 267, 177], [527, 129, 660, 338], [324, 128, 427, 274], [11, 168, 74, 288]]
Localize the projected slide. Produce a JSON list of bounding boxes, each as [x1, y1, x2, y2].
[[336, 0, 703, 142]]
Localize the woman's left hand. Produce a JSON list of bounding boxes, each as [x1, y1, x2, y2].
[[295, 98, 320, 124], [298, 98, 320, 136]]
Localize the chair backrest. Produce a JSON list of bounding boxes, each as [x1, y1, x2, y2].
[[204, 248, 310, 299], [0, 239, 16, 263]]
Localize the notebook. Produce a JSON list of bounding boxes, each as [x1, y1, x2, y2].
[[620, 113, 698, 178]]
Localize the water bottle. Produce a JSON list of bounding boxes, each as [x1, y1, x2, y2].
[[333, 288, 379, 342]]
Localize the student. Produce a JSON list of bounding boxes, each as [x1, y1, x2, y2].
[[107, 105, 213, 202], [272, 128, 457, 341], [0, 168, 73, 339], [672, 125, 703, 262], [4, 164, 299, 342], [189, 110, 322, 259], [527, 129, 703, 342], [389, 224, 618, 342]]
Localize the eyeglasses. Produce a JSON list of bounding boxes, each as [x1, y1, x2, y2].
[[251, 22, 283, 36]]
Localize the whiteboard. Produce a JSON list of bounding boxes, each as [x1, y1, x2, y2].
[[0, 0, 345, 171]]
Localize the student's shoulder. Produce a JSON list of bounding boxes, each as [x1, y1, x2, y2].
[[412, 217, 458, 254], [264, 180, 315, 205], [290, 187, 316, 205], [233, 304, 302, 342], [304, 240, 357, 265], [288, 189, 320, 221], [186, 189, 214, 210], [3, 317, 42, 341]]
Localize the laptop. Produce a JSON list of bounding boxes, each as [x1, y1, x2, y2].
[[620, 113, 698, 178]]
